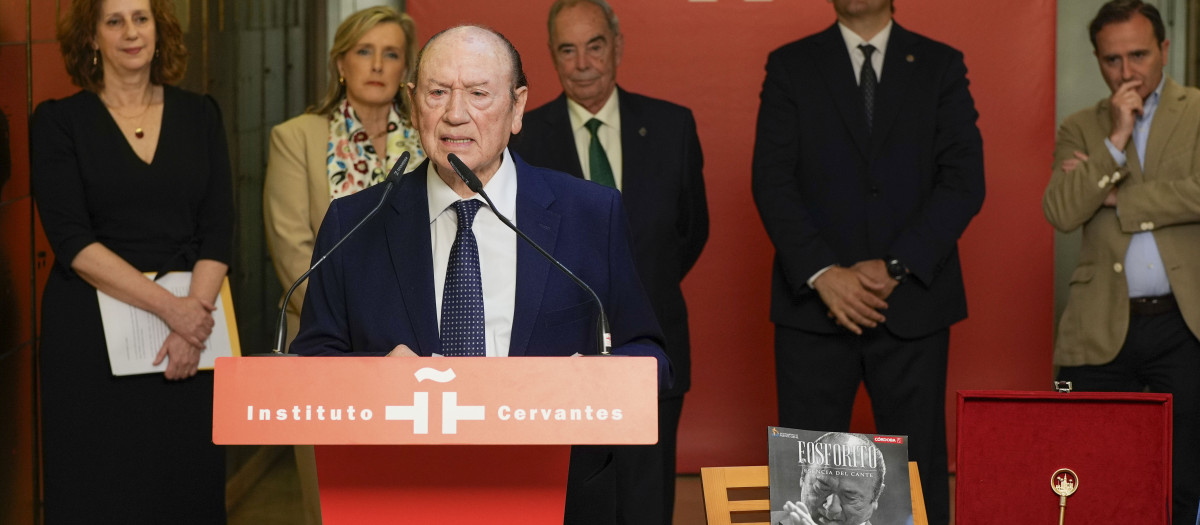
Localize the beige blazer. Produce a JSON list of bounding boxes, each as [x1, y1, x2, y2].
[[1044, 78, 1200, 366], [263, 113, 332, 347]]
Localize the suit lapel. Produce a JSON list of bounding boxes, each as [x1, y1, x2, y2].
[[1125, 136, 1146, 182], [869, 24, 916, 159], [618, 88, 653, 196], [1143, 78, 1187, 179], [384, 161, 440, 356], [508, 154, 560, 356], [815, 24, 871, 157], [544, 94, 586, 178], [306, 115, 334, 231]]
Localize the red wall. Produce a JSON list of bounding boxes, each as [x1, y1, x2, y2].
[[409, 0, 1056, 472], [1, 0, 79, 522]]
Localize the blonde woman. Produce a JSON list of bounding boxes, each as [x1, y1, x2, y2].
[[264, 6, 424, 346]]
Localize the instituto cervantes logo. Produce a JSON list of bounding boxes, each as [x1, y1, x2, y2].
[[384, 367, 485, 435], [243, 366, 626, 436]]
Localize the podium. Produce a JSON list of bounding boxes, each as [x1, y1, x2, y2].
[[956, 390, 1172, 523], [212, 356, 658, 524]]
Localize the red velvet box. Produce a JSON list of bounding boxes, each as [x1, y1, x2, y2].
[[956, 390, 1172, 524]]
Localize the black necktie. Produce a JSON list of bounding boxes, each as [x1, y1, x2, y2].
[[859, 44, 878, 131]]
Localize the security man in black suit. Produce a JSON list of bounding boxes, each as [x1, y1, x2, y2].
[[751, 1, 985, 524], [515, 1, 708, 522]]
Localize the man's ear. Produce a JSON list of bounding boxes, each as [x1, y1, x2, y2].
[[614, 32, 624, 67], [510, 85, 529, 135]]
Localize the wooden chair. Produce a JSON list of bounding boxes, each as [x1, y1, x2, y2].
[[700, 461, 928, 525]]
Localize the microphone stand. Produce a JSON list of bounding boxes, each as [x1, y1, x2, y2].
[[446, 153, 612, 356], [258, 151, 411, 356]]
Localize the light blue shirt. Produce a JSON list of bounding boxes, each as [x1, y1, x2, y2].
[[1104, 75, 1170, 298]]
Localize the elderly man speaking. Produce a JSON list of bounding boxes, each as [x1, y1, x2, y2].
[[291, 25, 672, 524]]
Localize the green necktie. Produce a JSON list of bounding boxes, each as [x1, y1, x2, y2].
[[584, 118, 616, 189]]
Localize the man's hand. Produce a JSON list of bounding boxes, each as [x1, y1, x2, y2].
[[1103, 187, 1118, 207], [1061, 151, 1117, 207], [779, 500, 818, 525], [153, 331, 202, 380], [1108, 79, 1143, 151], [851, 259, 899, 301], [387, 344, 418, 357], [813, 266, 887, 335], [1061, 150, 1089, 173]]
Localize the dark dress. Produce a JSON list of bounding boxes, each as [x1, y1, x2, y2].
[[31, 86, 232, 523]]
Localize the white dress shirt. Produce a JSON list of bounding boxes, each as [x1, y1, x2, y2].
[[838, 20, 892, 85], [427, 149, 518, 356], [567, 88, 623, 190]]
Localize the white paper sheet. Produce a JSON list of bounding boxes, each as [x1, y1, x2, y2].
[[97, 272, 241, 376]]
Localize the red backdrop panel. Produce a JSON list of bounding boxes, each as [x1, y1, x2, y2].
[[408, 0, 1056, 473]]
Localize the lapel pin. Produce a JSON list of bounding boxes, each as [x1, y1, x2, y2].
[[906, 54, 915, 63], [639, 127, 647, 137]]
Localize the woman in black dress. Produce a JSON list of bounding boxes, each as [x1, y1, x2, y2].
[[31, 0, 230, 521]]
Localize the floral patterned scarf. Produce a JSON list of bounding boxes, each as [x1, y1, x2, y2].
[[326, 98, 423, 199]]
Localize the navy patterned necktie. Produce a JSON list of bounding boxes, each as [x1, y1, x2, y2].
[[859, 44, 878, 131], [440, 199, 486, 356]]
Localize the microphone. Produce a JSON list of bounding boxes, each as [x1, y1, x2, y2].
[[263, 151, 411, 355], [446, 153, 612, 356]]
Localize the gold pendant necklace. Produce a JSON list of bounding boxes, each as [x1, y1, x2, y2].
[[102, 89, 153, 139]]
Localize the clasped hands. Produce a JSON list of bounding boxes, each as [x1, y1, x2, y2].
[[813, 259, 897, 335], [154, 295, 216, 380]]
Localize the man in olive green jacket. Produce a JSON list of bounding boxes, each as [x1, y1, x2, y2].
[[1043, 2, 1200, 522]]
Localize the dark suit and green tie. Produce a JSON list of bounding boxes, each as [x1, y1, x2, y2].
[[517, 2, 710, 522]]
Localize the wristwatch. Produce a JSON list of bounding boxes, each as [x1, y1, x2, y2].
[[886, 258, 907, 282]]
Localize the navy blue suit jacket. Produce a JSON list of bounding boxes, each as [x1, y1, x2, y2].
[[514, 88, 707, 396], [752, 23, 985, 338], [291, 152, 671, 386]]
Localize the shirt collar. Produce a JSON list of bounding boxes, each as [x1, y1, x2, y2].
[[837, 19, 893, 58], [566, 87, 621, 132], [426, 148, 518, 222]]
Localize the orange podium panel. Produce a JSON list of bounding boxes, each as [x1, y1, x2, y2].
[[212, 356, 659, 524]]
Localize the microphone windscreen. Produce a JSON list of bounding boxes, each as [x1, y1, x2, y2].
[[386, 151, 411, 183], [447, 153, 484, 193]]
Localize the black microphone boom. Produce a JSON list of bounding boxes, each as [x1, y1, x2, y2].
[[446, 153, 612, 356], [264, 151, 411, 355]]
